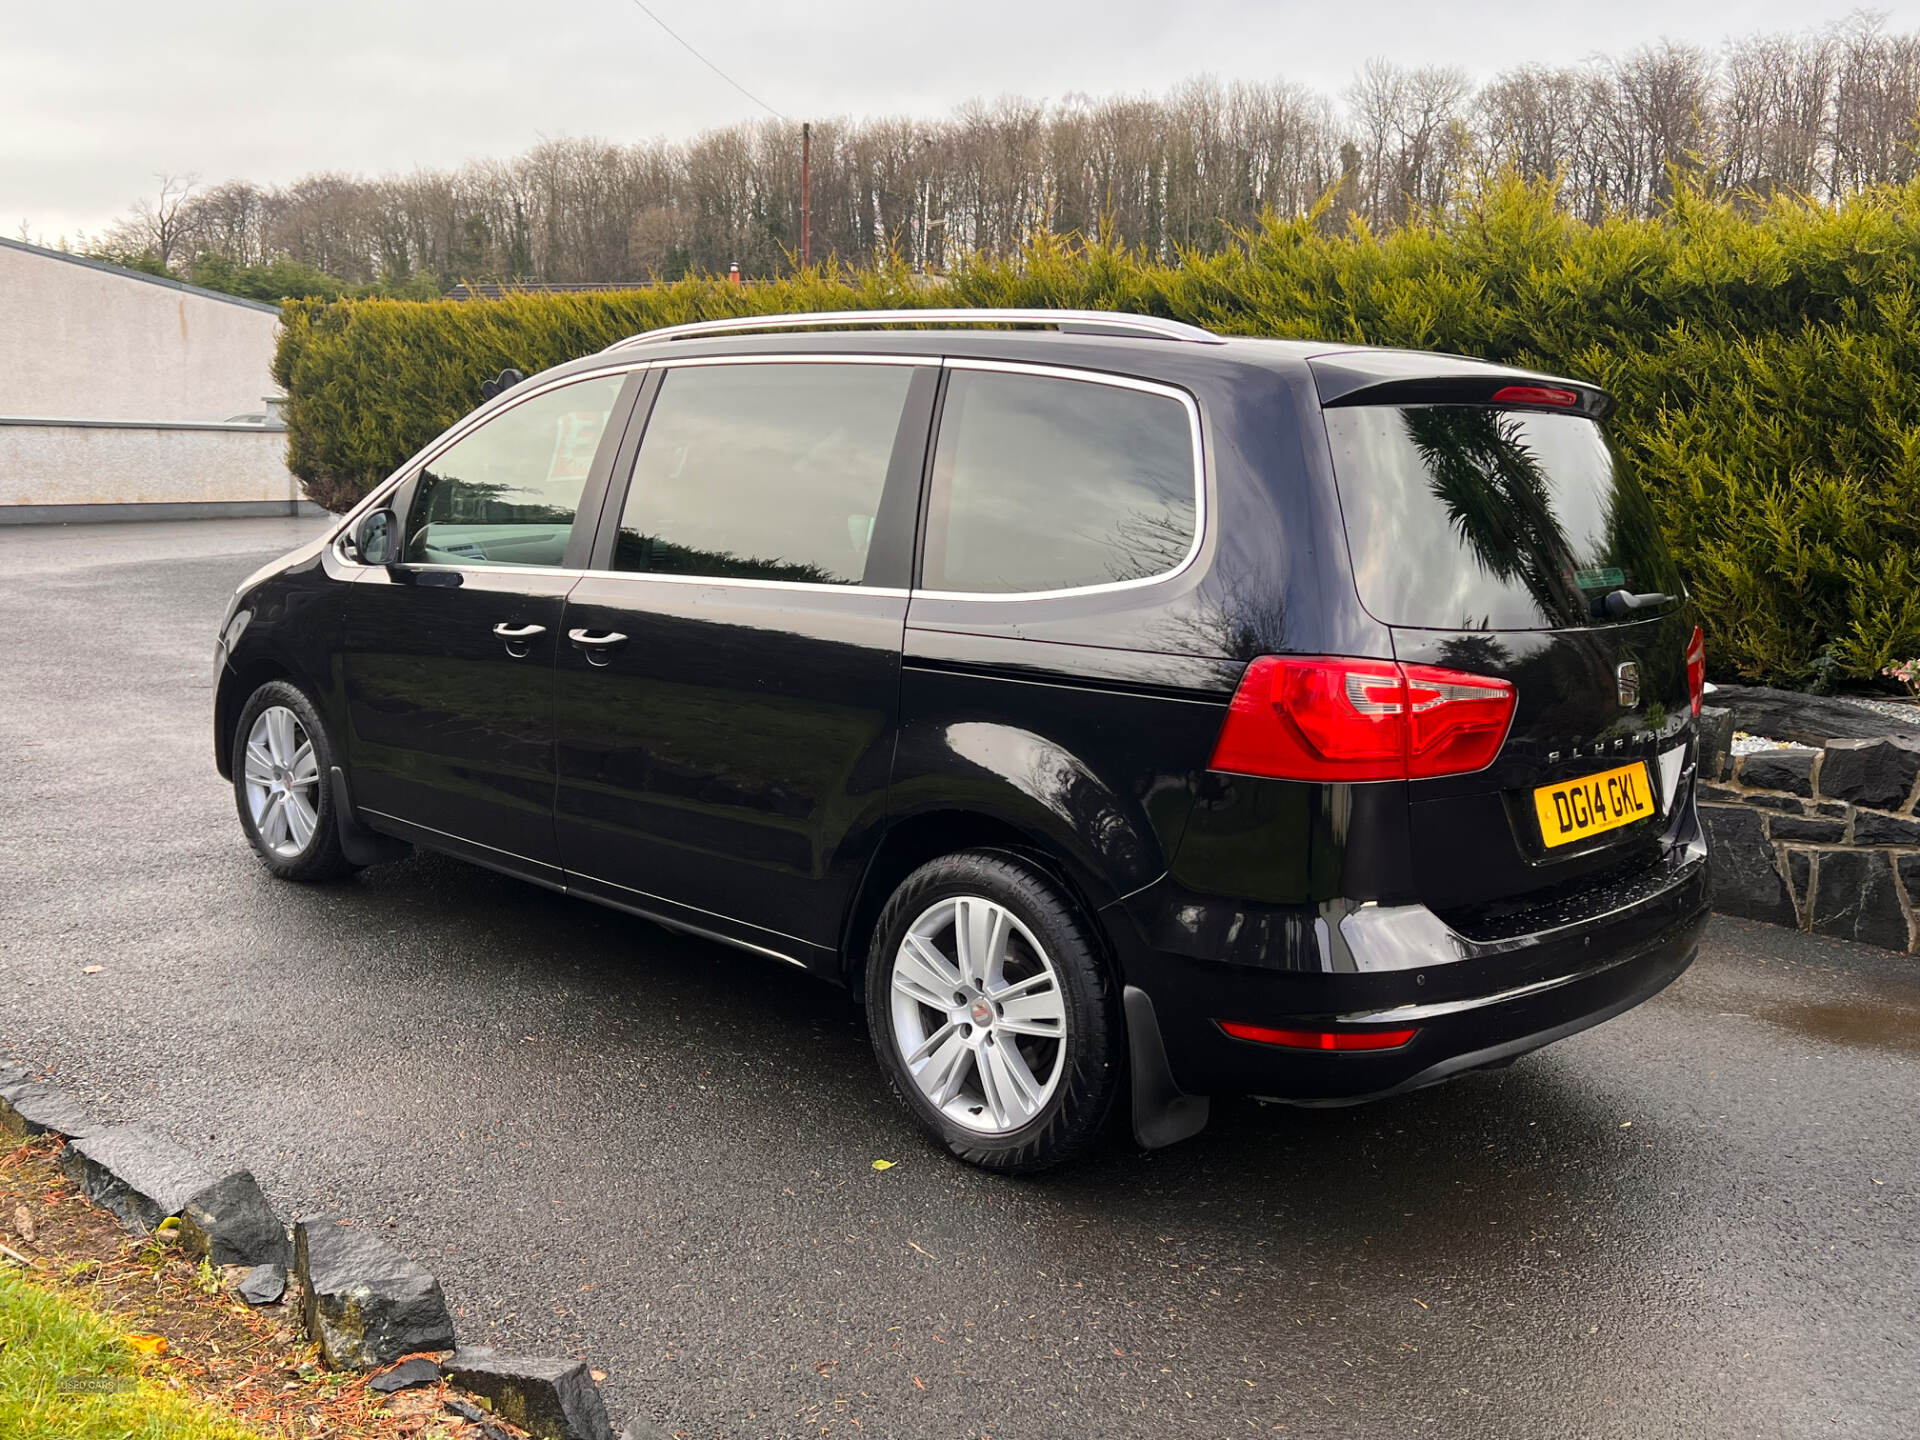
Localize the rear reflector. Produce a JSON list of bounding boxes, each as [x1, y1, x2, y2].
[[1686, 626, 1706, 717], [1490, 384, 1579, 408], [1210, 656, 1516, 782], [1218, 1021, 1418, 1051]]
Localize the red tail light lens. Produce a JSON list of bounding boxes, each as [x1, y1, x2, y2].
[[1685, 626, 1706, 717], [1490, 384, 1579, 407], [1210, 656, 1516, 782], [1218, 1021, 1418, 1051]]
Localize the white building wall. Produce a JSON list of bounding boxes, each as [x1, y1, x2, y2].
[[0, 240, 283, 423], [0, 421, 300, 509]]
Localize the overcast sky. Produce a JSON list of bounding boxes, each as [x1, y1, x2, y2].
[[4, 0, 1910, 244]]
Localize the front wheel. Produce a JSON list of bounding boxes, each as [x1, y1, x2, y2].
[[231, 680, 357, 882], [865, 850, 1122, 1173]]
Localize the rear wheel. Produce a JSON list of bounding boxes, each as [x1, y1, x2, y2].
[[231, 681, 356, 882], [865, 851, 1122, 1173]]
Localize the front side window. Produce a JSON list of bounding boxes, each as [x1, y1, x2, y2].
[[922, 368, 1199, 595], [403, 373, 626, 567], [612, 363, 915, 585]]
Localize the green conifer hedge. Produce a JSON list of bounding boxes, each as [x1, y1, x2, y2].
[[272, 176, 1920, 685]]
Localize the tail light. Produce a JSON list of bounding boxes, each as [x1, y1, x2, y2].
[[1209, 656, 1516, 782], [1218, 1020, 1418, 1051], [1685, 626, 1706, 717]]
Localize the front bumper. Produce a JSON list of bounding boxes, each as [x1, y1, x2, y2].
[[1110, 829, 1710, 1105]]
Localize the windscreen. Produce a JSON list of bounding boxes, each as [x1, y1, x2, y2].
[[1324, 404, 1682, 631]]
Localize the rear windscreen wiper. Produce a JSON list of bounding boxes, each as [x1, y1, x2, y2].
[[1592, 589, 1676, 620]]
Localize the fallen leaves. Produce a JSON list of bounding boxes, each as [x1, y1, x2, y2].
[[127, 1331, 169, 1356], [871, 1160, 895, 1171], [82, 966, 104, 975]]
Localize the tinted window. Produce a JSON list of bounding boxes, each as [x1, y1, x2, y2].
[[404, 374, 625, 567], [923, 369, 1197, 594], [613, 364, 914, 585], [1325, 405, 1683, 630]]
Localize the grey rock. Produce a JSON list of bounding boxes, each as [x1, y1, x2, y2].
[[1738, 748, 1816, 797], [1818, 737, 1920, 811], [180, 1170, 289, 1269], [370, 1357, 441, 1394], [1768, 814, 1844, 843], [0, 1063, 26, 1089], [618, 1419, 676, 1440], [1701, 805, 1797, 927], [59, 1126, 218, 1233], [448, 1347, 613, 1440], [237, 1263, 286, 1306], [294, 1215, 456, 1371], [1712, 684, 1919, 744], [1698, 705, 1735, 782], [1851, 809, 1920, 847], [1809, 849, 1911, 952], [0, 1078, 102, 1140], [1788, 849, 1813, 921]]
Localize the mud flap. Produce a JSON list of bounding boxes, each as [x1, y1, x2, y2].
[[328, 766, 413, 867], [1124, 986, 1210, 1149]]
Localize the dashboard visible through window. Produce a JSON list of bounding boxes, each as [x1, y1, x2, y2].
[[402, 373, 626, 568]]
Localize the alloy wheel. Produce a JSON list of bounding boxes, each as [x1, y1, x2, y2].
[[242, 705, 322, 859], [888, 894, 1069, 1134]]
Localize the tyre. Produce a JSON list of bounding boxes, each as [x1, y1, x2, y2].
[[230, 680, 357, 882], [865, 850, 1122, 1173]]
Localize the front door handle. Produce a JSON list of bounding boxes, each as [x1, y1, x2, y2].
[[492, 621, 547, 659], [568, 628, 629, 667]]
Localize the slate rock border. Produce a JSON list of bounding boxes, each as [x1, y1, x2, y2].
[[448, 1348, 614, 1440], [7, 1074, 628, 1432], [295, 1215, 457, 1371]]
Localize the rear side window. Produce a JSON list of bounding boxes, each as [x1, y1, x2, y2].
[[404, 373, 625, 567], [1324, 405, 1683, 630], [613, 363, 914, 585], [921, 368, 1198, 595]]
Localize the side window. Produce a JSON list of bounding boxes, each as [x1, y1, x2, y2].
[[403, 374, 626, 567], [922, 369, 1198, 594], [612, 363, 914, 585]]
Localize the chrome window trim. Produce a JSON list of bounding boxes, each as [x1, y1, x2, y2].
[[574, 568, 910, 599], [911, 358, 1208, 604], [655, 352, 933, 370], [328, 360, 654, 568]]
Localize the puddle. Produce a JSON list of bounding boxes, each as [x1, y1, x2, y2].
[[1762, 1002, 1920, 1054]]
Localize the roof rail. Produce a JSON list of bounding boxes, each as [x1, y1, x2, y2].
[[603, 307, 1226, 351]]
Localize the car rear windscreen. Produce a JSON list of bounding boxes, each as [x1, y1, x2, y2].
[[1323, 404, 1682, 631]]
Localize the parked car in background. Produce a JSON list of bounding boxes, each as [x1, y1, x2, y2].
[[213, 309, 1711, 1171]]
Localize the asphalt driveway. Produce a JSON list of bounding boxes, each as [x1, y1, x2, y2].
[[1, 517, 1915, 1439]]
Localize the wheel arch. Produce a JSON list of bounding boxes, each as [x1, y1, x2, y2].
[[839, 807, 1128, 995]]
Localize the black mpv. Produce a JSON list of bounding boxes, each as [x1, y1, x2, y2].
[[215, 309, 1711, 1172]]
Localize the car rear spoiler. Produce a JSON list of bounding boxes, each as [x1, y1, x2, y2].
[[1307, 350, 1611, 419]]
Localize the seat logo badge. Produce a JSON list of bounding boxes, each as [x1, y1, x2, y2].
[[1616, 661, 1641, 708]]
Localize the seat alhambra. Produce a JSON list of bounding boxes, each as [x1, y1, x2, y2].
[[214, 308, 1710, 1171]]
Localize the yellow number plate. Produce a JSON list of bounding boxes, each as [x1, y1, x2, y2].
[[1533, 761, 1656, 848]]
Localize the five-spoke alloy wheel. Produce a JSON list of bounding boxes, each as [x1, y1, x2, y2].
[[867, 850, 1122, 1172]]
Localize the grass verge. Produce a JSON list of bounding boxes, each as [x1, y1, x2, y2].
[[0, 1135, 504, 1440]]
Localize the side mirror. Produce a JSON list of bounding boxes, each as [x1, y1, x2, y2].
[[354, 508, 398, 567]]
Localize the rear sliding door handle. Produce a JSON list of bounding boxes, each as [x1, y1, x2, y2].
[[492, 621, 547, 658], [568, 628, 629, 666]]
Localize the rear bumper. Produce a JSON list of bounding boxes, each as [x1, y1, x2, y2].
[[1110, 829, 1710, 1104]]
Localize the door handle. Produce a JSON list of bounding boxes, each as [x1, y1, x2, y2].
[[492, 621, 546, 659], [568, 628, 629, 667]]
